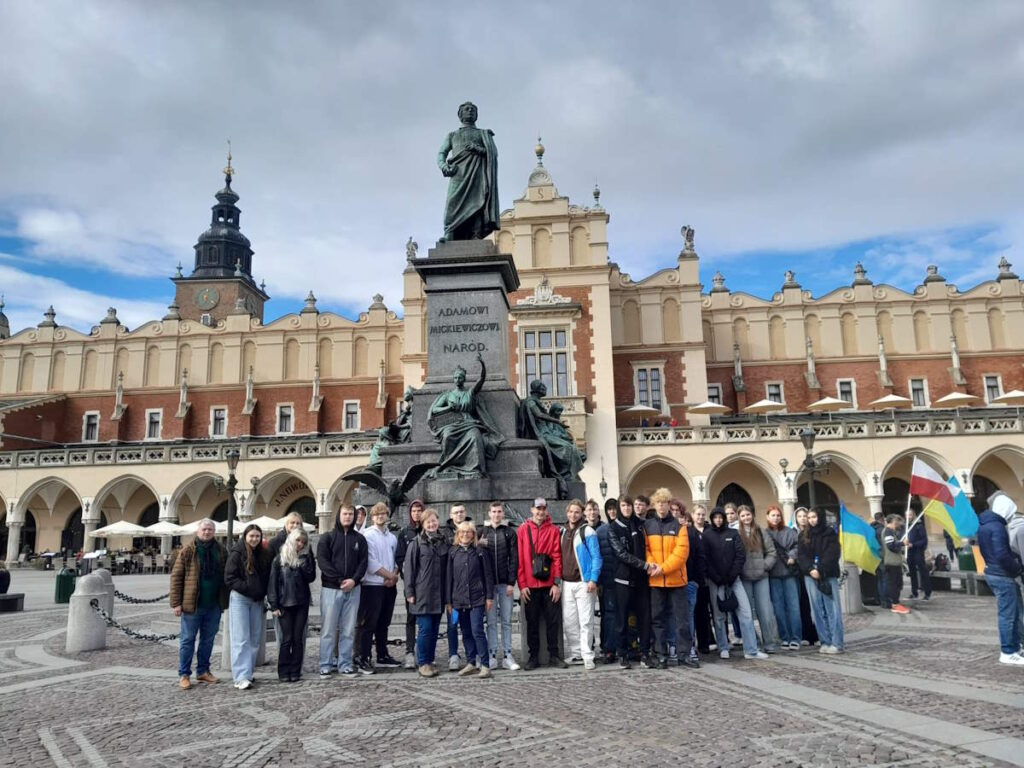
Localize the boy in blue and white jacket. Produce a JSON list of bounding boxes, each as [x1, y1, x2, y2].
[[560, 499, 603, 670]]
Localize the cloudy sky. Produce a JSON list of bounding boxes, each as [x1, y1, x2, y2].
[[1, 1, 1023, 333]]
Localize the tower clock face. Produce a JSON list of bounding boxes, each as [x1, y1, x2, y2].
[[195, 287, 220, 310]]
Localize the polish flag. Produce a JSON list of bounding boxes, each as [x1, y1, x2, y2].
[[909, 457, 954, 507]]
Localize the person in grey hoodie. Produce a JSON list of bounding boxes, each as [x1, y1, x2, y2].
[[737, 505, 780, 653], [764, 506, 803, 649], [980, 492, 1024, 665]]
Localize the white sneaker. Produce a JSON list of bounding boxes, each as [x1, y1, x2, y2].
[[403, 652, 416, 670], [999, 652, 1024, 666], [448, 654, 462, 672], [744, 651, 770, 660], [234, 679, 252, 690], [719, 650, 730, 660], [584, 659, 596, 670], [821, 645, 841, 655], [502, 655, 520, 671], [488, 653, 498, 670]]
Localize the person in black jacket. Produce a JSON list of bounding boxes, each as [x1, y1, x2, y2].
[[596, 498, 620, 663], [608, 496, 653, 669], [906, 507, 932, 600], [797, 508, 845, 653], [676, 504, 707, 663], [442, 504, 470, 670], [478, 500, 520, 670], [705, 507, 765, 660], [267, 512, 305, 561], [447, 522, 495, 678], [268, 527, 316, 682], [224, 524, 272, 689], [404, 509, 449, 677], [316, 505, 368, 677], [395, 499, 424, 669]]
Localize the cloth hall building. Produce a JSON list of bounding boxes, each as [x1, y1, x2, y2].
[[2, 147, 1023, 563]]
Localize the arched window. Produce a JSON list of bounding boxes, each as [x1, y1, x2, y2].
[[840, 313, 858, 356], [241, 341, 256, 377], [498, 230, 514, 255], [284, 338, 300, 381], [570, 226, 588, 266], [804, 314, 822, 356], [950, 309, 968, 349], [877, 310, 895, 352], [386, 335, 402, 375], [177, 344, 192, 382], [82, 349, 98, 390], [532, 228, 551, 268], [987, 308, 1006, 349], [716, 483, 753, 512], [318, 339, 333, 378], [18, 353, 35, 392], [144, 345, 160, 387], [768, 315, 786, 359], [622, 299, 641, 344], [797, 480, 840, 519], [353, 337, 369, 377], [208, 343, 224, 384], [912, 311, 931, 352], [733, 318, 750, 359], [49, 352, 66, 391], [662, 298, 681, 343]]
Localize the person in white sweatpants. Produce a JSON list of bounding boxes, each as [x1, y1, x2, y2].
[[560, 499, 603, 670]]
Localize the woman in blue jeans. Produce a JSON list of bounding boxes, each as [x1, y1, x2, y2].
[[764, 506, 803, 649], [675, 502, 704, 661], [403, 509, 449, 678], [224, 523, 272, 689], [797, 508, 844, 654], [447, 522, 494, 679]]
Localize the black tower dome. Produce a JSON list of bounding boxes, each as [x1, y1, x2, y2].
[[192, 150, 254, 279]]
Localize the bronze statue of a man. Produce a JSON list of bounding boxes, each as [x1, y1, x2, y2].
[[438, 102, 499, 242]]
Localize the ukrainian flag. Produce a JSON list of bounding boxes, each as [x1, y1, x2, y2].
[[839, 503, 881, 574], [920, 475, 978, 546]]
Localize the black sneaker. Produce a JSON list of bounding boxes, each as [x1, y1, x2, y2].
[[340, 667, 358, 677], [375, 654, 401, 668], [357, 659, 376, 676], [618, 657, 631, 670], [549, 656, 569, 669], [639, 655, 651, 669], [524, 657, 540, 670], [679, 656, 701, 669], [658, 656, 669, 670]]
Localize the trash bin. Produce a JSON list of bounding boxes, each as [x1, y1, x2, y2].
[[957, 547, 977, 572], [55, 568, 77, 604]]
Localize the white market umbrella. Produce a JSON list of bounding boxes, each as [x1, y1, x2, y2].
[[744, 398, 786, 424], [89, 520, 146, 538], [275, 516, 316, 533], [178, 520, 201, 535], [243, 515, 286, 534], [807, 396, 853, 422], [932, 391, 980, 410], [144, 521, 189, 536], [687, 401, 731, 416], [991, 389, 1024, 418], [869, 393, 912, 410], [621, 403, 662, 426]]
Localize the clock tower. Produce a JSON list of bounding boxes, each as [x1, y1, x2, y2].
[[172, 150, 269, 325]]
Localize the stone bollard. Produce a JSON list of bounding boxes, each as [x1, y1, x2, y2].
[[92, 568, 115, 618], [842, 563, 864, 615], [65, 573, 108, 652]]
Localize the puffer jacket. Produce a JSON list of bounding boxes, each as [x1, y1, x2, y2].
[[316, 518, 368, 589], [595, 522, 618, 587], [516, 517, 563, 589], [169, 540, 230, 614], [478, 520, 519, 586], [446, 544, 495, 610], [608, 515, 648, 587], [797, 518, 842, 579], [765, 526, 800, 578], [704, 522, 745, 587], [561, 523, 602, 584], [224, 540, 273, 601], [739, 524, 777, 582], [978, 503, 1023, 578], [404, 531, 449, 615], [644, 514, 689, 588], [267, 552, 316, 610], [685, 525, 708, 585]]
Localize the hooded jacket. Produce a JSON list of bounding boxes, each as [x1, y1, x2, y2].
[[797, 518, 842, 579], [608, 514, 648, 587], [394, 523, 421, 576], [267, 550, 316, 611], [516, 516, 563, 589], [267, 528, 289, 562], [907, 517, 929, 553], [978, 496, 1023, 578], [446, 544, 495, 610], [739, 523, 777, 582], [478, 519, 519, 586], [704, 519, 745, 587], [595, 521, 618, 587], [224, 539, 273, 601], [685, 524, 708, 585], [644, 514, 689, 588], [316, 518, 368, 590], [404, 530, 449, 615], [561, 522, 603, 584], [765, 526, 799, 578]]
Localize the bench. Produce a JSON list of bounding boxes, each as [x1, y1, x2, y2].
[[0, 593, 25, 612], [929, 570, 990, 596]]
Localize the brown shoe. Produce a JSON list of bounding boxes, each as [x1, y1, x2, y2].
[[196, 672, 219, 684], [418, 664, 434, 678], [477, 666, 492, 679], [179, 675, 192, 690], [457, 663, 478, 677]]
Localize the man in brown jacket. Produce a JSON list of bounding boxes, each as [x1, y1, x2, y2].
[[170, 518, 229, 689]]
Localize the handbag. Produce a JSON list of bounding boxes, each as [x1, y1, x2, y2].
[[527, 524, 552, 581], [717, 586, 739, 612], [816, 578, 833, 597]]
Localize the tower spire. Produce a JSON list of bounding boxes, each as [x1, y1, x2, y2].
[[223, 139, 234, 188]]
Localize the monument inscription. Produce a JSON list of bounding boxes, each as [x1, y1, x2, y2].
[[426, 289, 509, 381]]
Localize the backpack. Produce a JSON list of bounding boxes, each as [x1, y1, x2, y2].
[[933, 552, 950, 572]]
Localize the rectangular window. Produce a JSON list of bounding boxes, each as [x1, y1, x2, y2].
[[837, 379, 856, 407], [522, 326, 571, 396], [706, 384, 722, 405], [83, 412, 99, 443], [634, 367, 663, 410], [344, 401, 360, 431], [277, 405, 293, 434], [766, 383, 784, 403], [910, 378, 928, 408], [211, 407, 227, 437], [145, 410, 162, 440], [984, 375, 1002, 404]]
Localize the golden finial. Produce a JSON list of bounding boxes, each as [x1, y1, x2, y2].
[[223, 139, 234, 182], [534, 135, 545, 166]]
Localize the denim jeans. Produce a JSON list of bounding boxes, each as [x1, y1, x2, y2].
[[447, 612, 460, 658], [908, 549, 931, 598], [741, 577, 780, 651], [486, 585, 515, 657], [651, 587, 693, 659], [768, 576, 803, 645], [804, 576, 844, 650], [458, 605, 489, 666], [985, 573, 1023, 654], [179, 605, 222, 677], [684, 581, 698, 649], [228, 591, 264, 683], [599, 584, 619, 655], [319, 585, 360, 673], [711, 579, 759, 657], [415, 613, 442, 666]]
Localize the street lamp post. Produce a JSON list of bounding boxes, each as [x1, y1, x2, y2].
[[225, 448, 240, 543], [800, 427, 818, 513]]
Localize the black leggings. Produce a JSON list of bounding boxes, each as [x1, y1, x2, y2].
[[277, 605, 308, 679]]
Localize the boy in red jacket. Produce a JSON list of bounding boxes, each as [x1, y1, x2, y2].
[[517, 498, 568, 669]]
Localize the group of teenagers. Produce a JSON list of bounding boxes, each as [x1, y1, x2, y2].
[[169, 486, 850, 689]]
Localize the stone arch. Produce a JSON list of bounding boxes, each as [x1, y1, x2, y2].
[[570, 226, 588, 266], [177, 344, 192, 382], [733, 318, 751, 359], [950, 309, 968, 350], [252, 468, 317, 519], [18, 352, 35, 392], [82, 349, 99, 390], [877, 310, 895, 352], [804, 314, 822, 356], [93, 474, 161, 524], [208, 342, 225, 384], [49, 351, 66, 391], [662, 298, 681, 343], [241, 341, 256, 378], [16, 476, 83, 518], [497, 230, 514, 255], [622, 456, 695, 505], [170, 472, 223, 524], [532, 227, 552, 268], [622, 299, 641, 345], [386, 335, 402, 375], [881, 447, 955, 484], [16, 477, 83, 554], [707, 453, 780, 511], [318, 338, 334, 378], [768, 315, 786, 359], [284, 338, 300, 380], [987, 307, 1006, 349], [970, 445, 1024, 506], [912, 311, 931, 352], [840, 312, 858, 356], [114, 348, 129, 384], [144, 345, 160, 386], [353, 336, 369, 377], [881, 450, 956, 527], [325, 477, 358, 515]]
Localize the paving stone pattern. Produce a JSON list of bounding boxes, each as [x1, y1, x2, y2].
[[0, 572, 1022, 767]]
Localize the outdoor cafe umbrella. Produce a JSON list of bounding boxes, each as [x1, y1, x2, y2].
[[868, 393, 913, 410], [89, 520, 147, 538], [743, 398, 786, 424], [807, 395, 853, 422], [243, 515, 287, 533], [991, 389, 1024, 418], [932, 391, 980, 412], [687, 401, 731, 416], [143, 520, 189, 536], [621, 403, 662, 426], [275, 515, 316, 532]]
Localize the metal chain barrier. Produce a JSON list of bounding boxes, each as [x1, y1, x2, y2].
[[89, 598, 180, 642], [306, 623, 442, 645], [114, 589, 170, 604]]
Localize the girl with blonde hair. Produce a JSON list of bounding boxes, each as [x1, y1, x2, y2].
[[267, 527, 316, 682]]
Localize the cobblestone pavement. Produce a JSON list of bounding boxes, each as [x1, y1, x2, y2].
[[2, 571, 1023, 767]]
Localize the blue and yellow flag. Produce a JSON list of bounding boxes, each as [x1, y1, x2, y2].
[[839, 503, 881, 574]]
